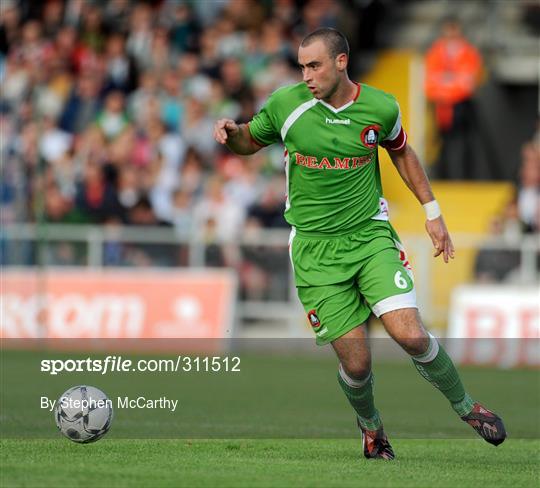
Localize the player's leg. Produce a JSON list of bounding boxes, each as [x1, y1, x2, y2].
[[331, 324, 379, 429], [291, 228, 394, 458], [357, 222, 506, 446], [296, 281, 378, 426], [379, 307, 506, 445], [331, 325, 395, 460], [380, 307, 474, 412], [296, 280, 394, 459]]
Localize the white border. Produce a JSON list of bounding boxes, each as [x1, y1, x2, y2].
[[280, 99, 319, 141], [372, 289, 418, 317]]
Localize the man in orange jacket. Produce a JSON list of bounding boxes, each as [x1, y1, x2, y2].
[[425, 17, 483, 179]]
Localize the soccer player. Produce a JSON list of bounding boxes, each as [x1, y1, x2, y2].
[[213, 28, 506, 459]]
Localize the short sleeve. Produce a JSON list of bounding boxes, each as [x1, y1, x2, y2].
[[248, 95, 281, 147], [380, 100, 407, 151]]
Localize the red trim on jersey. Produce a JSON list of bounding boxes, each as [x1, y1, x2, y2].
[[247, 122, 267, 147], [352, 82, 361, 101], [399, 249, 413, 271], [381, 127, 407, 151]]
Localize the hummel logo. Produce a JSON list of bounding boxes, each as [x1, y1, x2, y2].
[[325, 117, 350, 125]]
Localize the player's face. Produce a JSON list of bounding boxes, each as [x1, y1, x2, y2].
[[298, 40, 340, 100]]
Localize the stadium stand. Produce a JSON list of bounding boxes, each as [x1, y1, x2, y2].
[[1, 0, 538, 329]]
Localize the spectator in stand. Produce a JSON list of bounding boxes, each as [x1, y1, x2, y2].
[[178, 51, 213, 101], [102, 32, 138, 95], [39, 115, 73, 165], [179, 147, 205, 198], [33, 53, 74, 120], [517, 140, 540, 233], [143, 26, 177, 74], [42, 0, 64, 38], [247, 175, 288, 229], [74, 160, 124, 223], [222, 0, 265, 32], [197, 25, 221, 78], [95, 90, 130, 141], [425, 17, 483, 180], [181, 96, 217, 164], [59, 71, 102, 134], [116, 163, 141, 212], [52, 25, 78, 72], [0, 1, 20, 57], [159, 68, 184, 131], [78, 3, 105, 54], [474, 199, 522, 283], [240, 175, 290, 300], [222, 156, 263, 210], [220, 56, 252, 102], [475, 134, 540, 283], [127, 70, 160, 127], [165, 2, 200, 54], [15, 19, 50, 67], [193, 175, 245, 244], [2, 52, 27, 106], [102, 0, 132, 34], [126, 3, 154, 70], [170, 188, 194, 239]]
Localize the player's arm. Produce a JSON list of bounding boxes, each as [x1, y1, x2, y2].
[[387, 143, 455, 263], [213, 119, 263, 155]]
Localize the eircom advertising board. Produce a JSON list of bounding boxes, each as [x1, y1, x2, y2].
[[448, 285, 539, 367], [1, 269, 237, 342]]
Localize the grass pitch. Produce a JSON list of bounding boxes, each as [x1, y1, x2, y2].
[[1, 347, 539, 486], [1, 438, 538, 487]]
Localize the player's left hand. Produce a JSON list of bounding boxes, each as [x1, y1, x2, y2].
[[425, 216, 455, 263]]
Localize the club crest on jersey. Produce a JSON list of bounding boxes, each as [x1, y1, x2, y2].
[[361, 125, 380, 148], [307, 310, 321, 328]]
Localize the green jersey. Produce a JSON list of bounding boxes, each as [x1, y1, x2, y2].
[[249, 82, 407, 236]]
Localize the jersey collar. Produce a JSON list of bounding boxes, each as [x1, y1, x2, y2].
[[318, 82, 361, 114]]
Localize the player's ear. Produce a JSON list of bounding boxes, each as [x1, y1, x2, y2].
[[336, 53, 347, 72]]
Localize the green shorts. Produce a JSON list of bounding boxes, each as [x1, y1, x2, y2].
[[290, 219, 416, 345]]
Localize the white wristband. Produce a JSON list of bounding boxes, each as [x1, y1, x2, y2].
[[423, 200, 441, 220]]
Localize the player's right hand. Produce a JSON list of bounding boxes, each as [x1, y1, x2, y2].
[[213, 119, 239, 144], [425, 216, 455, 264]]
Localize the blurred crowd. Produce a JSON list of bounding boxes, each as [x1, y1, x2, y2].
[[1, 1, 538, 290], [0, 0, 363, 243]]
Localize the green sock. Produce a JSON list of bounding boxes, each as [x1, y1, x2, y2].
[[337, 365, 382, 430], [412, 333, 475, 417]]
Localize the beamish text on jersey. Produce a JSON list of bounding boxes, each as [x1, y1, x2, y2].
[[295, 152, 375, 170]]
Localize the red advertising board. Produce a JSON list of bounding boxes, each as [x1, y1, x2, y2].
[[1, 269, 237, 339]]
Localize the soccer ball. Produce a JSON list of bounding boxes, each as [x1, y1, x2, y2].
[[55, 385, 113, 443]]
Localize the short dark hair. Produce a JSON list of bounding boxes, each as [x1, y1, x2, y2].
[[300, 28, 350, 59]]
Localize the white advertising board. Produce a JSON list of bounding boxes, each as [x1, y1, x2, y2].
[[448, 285, 539, 367]]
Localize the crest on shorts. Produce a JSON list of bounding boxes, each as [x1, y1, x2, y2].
[[307, 309, 320, 328], [361, 125, 380, 148]]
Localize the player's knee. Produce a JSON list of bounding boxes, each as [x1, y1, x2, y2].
[[339, 360, 371, 383], [397, 333, 430, 356]]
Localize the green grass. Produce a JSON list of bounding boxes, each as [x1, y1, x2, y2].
[[1, 438, 538, 487], [1, 348, 539, 486]]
